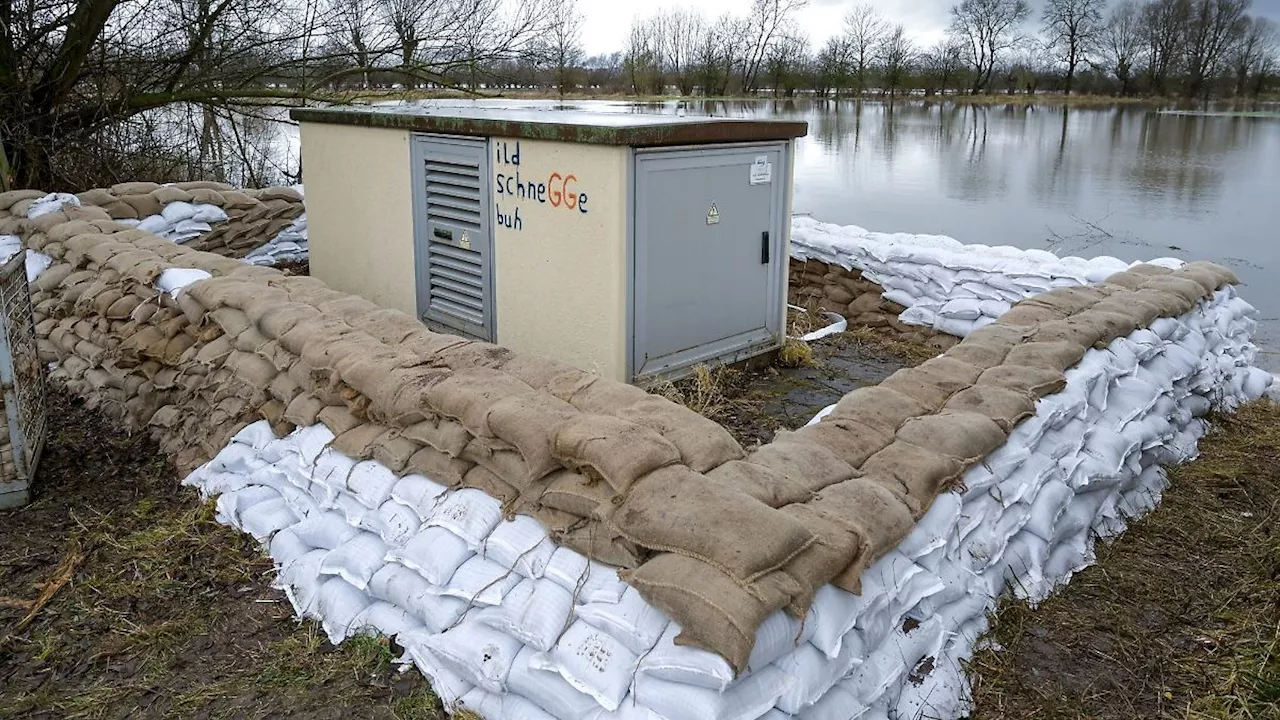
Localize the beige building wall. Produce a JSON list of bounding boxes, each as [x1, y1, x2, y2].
[[490, 137, 630, 381], [299, 122, 418, 317]]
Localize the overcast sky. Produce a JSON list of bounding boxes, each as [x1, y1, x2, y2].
[[578, 0, 1280, 57]]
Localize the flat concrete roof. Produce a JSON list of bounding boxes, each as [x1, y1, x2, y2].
[[290, 103, 809, 147]]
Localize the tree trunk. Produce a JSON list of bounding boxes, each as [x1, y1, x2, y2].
[[0, 136, 11, 192]]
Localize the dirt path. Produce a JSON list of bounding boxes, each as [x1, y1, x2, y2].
[[969, 401, 1280, 719], [0, 392, 442, 720]]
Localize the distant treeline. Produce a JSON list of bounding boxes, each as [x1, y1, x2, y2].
[[5, 0, 1276, 192]]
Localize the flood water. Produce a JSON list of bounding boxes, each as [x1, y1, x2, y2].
[[283, 98, 1280, 368], [662, 99, 1280, 370]]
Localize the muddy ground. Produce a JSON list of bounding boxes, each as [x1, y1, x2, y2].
[[0, 392, 443, 720]]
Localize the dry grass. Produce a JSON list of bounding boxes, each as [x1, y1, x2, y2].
[[778, 338, 816, 368], [838, 325, 940, 366], [787, 304, 831, 338], [647, 363, 743, 422], [969, 400, 1280, 719], [0, 392, 444, 720]]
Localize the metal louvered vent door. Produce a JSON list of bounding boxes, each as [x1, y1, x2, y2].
[[411, 134, 494, 341]]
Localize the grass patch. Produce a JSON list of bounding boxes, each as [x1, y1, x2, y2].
[[648, 363, 743, 422], [787, 303, 832, 338], [837, 325, 939, 366], [0, 391, 443, 719], [778, 338, 816, 368], [969, 400, 1280, 719]]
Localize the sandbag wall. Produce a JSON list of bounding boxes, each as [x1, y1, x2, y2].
[[184, 282, 1268, 720], [790, 216, 1187, 338], [0, 189, 1265, 686], [61, 182, 304, 258]]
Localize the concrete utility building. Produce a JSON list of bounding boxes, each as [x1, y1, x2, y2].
[[292, 103, 807, 383]]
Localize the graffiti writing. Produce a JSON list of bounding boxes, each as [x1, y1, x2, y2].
[[493, 141, 588, 231]]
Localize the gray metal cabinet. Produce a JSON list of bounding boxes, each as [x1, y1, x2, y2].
[[410, 134, 495, 341], [632, 144, 788, 379]]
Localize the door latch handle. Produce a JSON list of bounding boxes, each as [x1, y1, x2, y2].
[[761, 231, 770, 264]]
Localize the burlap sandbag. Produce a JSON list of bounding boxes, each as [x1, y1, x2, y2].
[[615, 466, 816, 582], [278, 315, 352, 357], [976, 364, 1066, 398], [1001, 339, 1089, 374], [622, 555, 799, 673], [284, 393, 325, 428], [356, 308, 425, 345], [789, 416, 893, 469], [806, 478, 917, 592], [1182, 260, 1237, 288], [888, 356, 984, 409], [498, 355, 588, 393], [405, 445, 475, 487], [744, 436, 860, 495], [999, 301, 1075, 327], [532, 467, 612, 515], [401, 416, 471, 458], [897, 411, 1007, 463], [223, 350, 278, 391], [461, 436, 532, 489], [484, 393, 578, 481], [827, 385, 928, 435], [423, 368, 535, 438], [462, 466, 521, 508], [332, 423, 391, 461], [706, 460, 820, 508], [1022, 285, 1113, 315], [1127, 263, 1174, 278], [858, 443, 964, 515], [944, 385, 1036, 431], [1140, 274, 1211, 307], [777, 503, 869, 613], [371, 432, 421, 473], [317, 405, 362, 435], [1063, 308, 1142, 347], [552, 414, 682, 495], [558, 520, 646, 569], [1028, 317, 1110, 350]]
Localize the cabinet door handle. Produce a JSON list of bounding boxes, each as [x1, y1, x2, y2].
[[761, 231, 770, 265]]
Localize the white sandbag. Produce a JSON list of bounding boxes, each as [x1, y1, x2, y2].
[[318, 531, 389, 590], [459, 687, 557, 720], [348, 601, 423, 639], [633, 665, 792, 720], [432, 555, 521, 606], [483, 515, 555, 578], [637, 623, 736, 691], [425, 489, 504, 548], [154, 268, 213, 298], [269, 527, 312, 568], [26, 193, 80, 218], [346, 460, 400, 508], [421, 619, 524, 693], [292, 511, 359, 550], [576, 587, 670, 656], [368, 563, 467, 632], [475, 578, 574, 651], [238, 496, 298, 541], [775, 638, 864, 714], [277, 548, 329, 616], [531, 619, 639, 712], [386, 525, 473, 585], [375, 500, 421, 546], [215, 485, 280, 527], [316, 577, 373, 644], [544, 546, 590, 591], [399, 632, 475, 706], [507, 646, 602, 719], [391, 474, 449, 517]]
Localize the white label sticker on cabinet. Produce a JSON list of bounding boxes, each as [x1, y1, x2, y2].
[[750, 156, 772, 185], [459, 231, 472, 250], [706, 202, 721, 225]]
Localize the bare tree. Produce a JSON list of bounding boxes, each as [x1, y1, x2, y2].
[[923, 39, 966, 95], [740, 0, 807, 94], [1181, 0, 1251, 99], [1230, 16, 1277, 95], [624, 15, 662, 94], [659, 8, 705, 96], [1042, 0, 1106, 94], [763, 29, 809, 96], [695, 15, 746, 96], [843, 4, 887, 97], [545, 0, 584, 96], [948, 0, 1032, 94], [1099, 0, 1145, 95], [1142, 0, 1190, 96], [879, 24, 915, 99], [328, 0, 384, 88]]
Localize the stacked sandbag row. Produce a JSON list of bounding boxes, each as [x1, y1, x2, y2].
[[0, 186, 1255, 677], [787, 258, 959, 349], [244, 213, 309, 266], [790, 216, 1189, 338], [71, 181, 304, 257], [182, 281, 1267, 720]]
